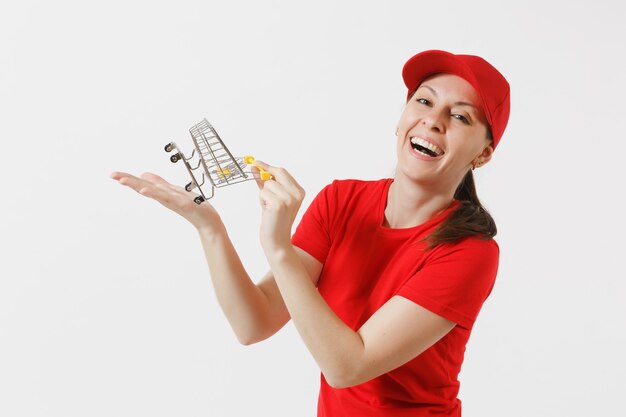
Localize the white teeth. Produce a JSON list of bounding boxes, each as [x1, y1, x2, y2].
[[410, 137, 444, 156]]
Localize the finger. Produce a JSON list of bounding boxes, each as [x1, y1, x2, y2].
[[254, 160, 285, 180], [140, 172, 186, 194], [254, 161, 303, 196], [139, 184, 174, 205], [112, 171, 204, 211], [262, 178, 293, 203], [110, 171, 126, 180], [259, 187, 282, 210], [140, 181, 203, 208], [114, 172, 155, 193], [111, 171, 142, 182], [139, 172, 170, 185], [251, 165, 264, 190]]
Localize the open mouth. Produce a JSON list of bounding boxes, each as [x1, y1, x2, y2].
[[410, 137, 444, 158]]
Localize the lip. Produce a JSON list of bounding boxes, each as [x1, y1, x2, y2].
[[407, 135, 445, 161]]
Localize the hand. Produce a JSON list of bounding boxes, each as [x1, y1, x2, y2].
[[110, 171, 225, 235], [252, 161, 305, 255]]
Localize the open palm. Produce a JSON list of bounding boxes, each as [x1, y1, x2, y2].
[[111, 171, 223, 234]]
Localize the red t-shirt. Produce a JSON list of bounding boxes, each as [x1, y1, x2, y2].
[[291, 178, 499, 417]]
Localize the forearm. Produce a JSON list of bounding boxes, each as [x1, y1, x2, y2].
[[267, 245, 365, 387], [198, 225, 276, 345], [111, 170, 277, 343]]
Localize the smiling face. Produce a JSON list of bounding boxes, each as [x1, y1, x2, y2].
[[395, 73, 494, 193]]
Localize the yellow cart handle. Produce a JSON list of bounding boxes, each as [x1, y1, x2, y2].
[[244, 156, 272, 181]]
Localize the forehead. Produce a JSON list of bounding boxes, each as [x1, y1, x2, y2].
[[418, 73, 482, 105]]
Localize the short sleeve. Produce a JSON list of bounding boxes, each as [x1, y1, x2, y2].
[[396, 238, 500, 330], [291, 182, 335, 264]]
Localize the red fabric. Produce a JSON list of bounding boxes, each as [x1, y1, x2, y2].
[[291, 178, 499, 417]]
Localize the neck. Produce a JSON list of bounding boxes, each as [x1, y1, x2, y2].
[[383, 174, 455, 229]]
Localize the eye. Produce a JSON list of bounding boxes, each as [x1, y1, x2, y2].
[[416, 98, 431, 106], [452, 114, 470, 125]]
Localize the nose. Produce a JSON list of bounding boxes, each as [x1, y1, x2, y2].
[[420, 108, 445, 133]]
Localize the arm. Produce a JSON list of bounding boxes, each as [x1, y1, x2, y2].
[[199, 229, 323, 344], [267, 245, 454, 388], [111, 171, 322, 345], [254, 162, 456, 388]]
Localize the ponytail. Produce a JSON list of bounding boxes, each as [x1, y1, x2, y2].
[[424, 168, 497, 249]]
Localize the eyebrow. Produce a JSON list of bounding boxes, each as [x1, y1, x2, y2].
[[417, 85, 479, 109]]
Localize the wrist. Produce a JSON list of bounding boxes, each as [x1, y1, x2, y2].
[[197, 221, 227, 242], [263, 241, 294, 263]]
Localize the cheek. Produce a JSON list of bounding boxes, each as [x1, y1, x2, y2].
[[396, 114, 408, 131], [395, 135, 404, 154], [457, 127, 490, 149], [397, 104, 420, 127], [454, 139, 488, 163]]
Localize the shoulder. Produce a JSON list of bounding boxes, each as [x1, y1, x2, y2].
[[449, 235, 499, 254], [426, 236, 500, 268]]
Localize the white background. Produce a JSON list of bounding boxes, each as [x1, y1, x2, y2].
[[1, 1, 625, 416]]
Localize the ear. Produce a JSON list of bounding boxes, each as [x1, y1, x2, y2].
[[473, 144, 494, 168]]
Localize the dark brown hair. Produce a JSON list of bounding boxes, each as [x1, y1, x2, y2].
[[405, 88, 497, 249], [425, 160, 497, 249]]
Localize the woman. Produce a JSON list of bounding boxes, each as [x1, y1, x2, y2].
[[111, 49, 510, 416]]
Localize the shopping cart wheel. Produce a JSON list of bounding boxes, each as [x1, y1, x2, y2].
[[194, 196, 205, 204], [170, 153, 181, 163], [185, 182, 195, 192], [164, 143, 174, 152]]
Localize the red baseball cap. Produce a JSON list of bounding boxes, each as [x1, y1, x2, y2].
[[402, 50, 511, 149]]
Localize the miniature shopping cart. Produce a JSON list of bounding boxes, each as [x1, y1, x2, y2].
[[164, 118, 271, 204]]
